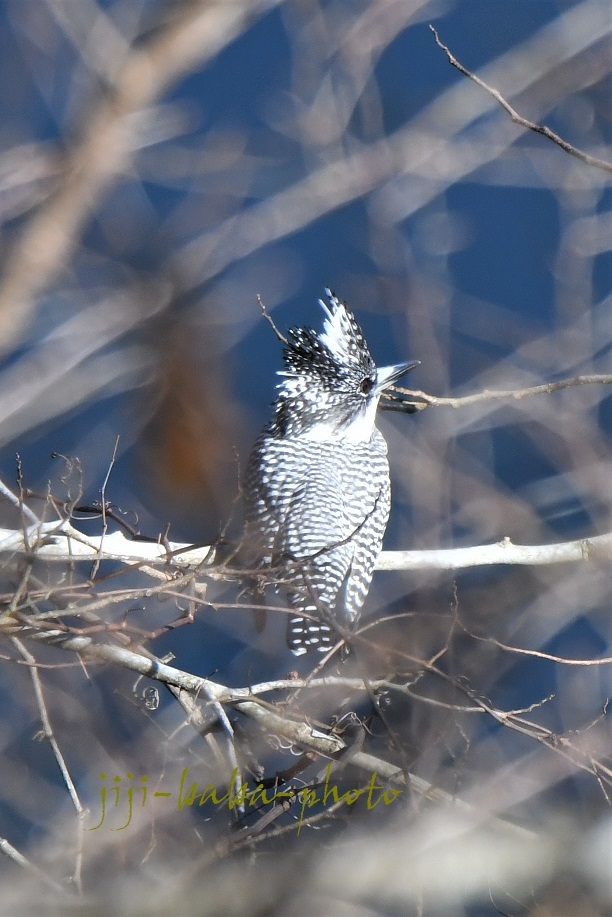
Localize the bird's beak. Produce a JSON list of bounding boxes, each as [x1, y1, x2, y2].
[[375, 360, 420, 393]]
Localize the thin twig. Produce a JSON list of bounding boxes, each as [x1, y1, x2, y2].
[[13, 638, 86, 892], [394, 373, 612, 408], [463, 627, 612, 667], [430, 25, 612, 175], [13, 639, 85, 816], [0, 468, 39, 526], [257, 294, 289, 345], [90, 435, 121, 579]]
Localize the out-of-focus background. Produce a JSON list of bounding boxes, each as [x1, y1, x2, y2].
[[0, 1, 610, 914]]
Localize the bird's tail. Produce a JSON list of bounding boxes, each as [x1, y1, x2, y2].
[[286, 614, 334, 656]]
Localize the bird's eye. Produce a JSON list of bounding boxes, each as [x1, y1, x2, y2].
[[359, 376, 375, 395]]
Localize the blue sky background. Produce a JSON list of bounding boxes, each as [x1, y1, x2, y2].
[[0, 4, 609, 902], [0, 2, 608, 546], [0, 0, 608, 667]]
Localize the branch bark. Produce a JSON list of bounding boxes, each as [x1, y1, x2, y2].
[[0, 519, 610, 572]]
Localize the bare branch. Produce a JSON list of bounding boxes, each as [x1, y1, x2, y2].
[[376, 533, 612, 571], [0, 517, 611, 573], [13, 639, 85, 892], [0, 621, 540, 842], [430, 25, 612, 174], [463, 627, 612, 667], [0, 519, 214, 567], [257, 294, 289, 345], [395, 374, 612, 409], [0, 476, 39, 526]]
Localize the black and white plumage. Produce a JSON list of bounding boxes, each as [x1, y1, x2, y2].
[[244, 290, 418, 656]]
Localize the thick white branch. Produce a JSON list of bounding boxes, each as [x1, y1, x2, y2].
[[376, 533, 612, 570], [0, 521, 214, 566], [0, 521, 610, 572]]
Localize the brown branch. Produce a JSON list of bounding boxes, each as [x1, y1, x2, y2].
[[386, 633, 612, 794], [463, 627, 612, 667], [430, 25, 612, 175], [257, 294, 289, 345], [394, 373, 612, 409]]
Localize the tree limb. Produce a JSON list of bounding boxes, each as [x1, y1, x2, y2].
[[1, 520, 610, 572]]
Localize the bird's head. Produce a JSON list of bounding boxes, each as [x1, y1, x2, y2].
[[272, 289, 419, 441]]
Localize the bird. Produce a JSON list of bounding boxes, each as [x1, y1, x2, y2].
[[243, 289, 419, 656]]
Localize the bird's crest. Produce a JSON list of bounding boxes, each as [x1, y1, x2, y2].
[[318, 289, 370, 369], [279, 289, 374, 382], [271, 289, 378, 438]]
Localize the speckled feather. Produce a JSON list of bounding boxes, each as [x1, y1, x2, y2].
[[244, 433, 390, 652], [244, 290, 411, 655]]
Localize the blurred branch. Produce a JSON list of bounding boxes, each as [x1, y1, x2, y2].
[[0, 837, 68, 895], [0, 289, 167, 449], [0, 0, 283, 354], [13, 638, 85, 891], [0, 619, 540, 841], [175, 1, 611, 289], [430, 24, 612, 174]]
